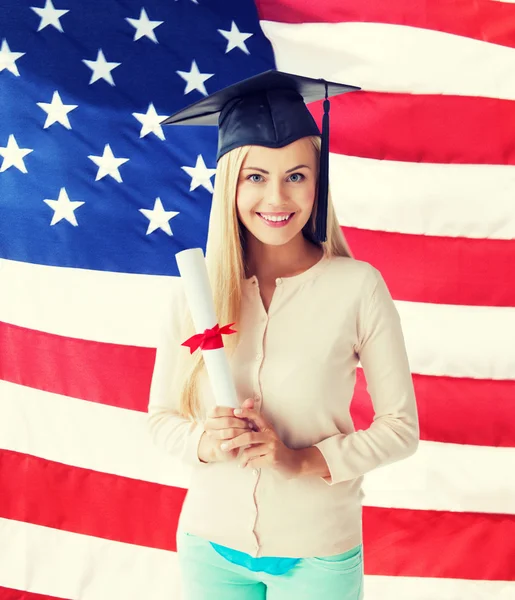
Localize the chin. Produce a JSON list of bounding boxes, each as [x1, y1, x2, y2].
[[244, 230, 289, 245], [257, 236, 294, 247], [250, 227, 305, 248]]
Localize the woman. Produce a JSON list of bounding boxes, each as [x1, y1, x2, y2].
[[148, 71, 419, 599]]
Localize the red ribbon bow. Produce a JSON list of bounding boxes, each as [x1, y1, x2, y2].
[[181, 322, 237, 354]]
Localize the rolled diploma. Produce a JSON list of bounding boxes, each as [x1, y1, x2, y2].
[[175, 248, 239, 409]]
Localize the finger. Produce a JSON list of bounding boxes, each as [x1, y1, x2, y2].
[[207, 406, 241, 419], [205, 416, 253, 431], [221, 431, 268, 452], [213, 426, 253, 441], [240, 443, 269, 463], [241, 446, 269, 469], [233, 408, 270, 432], [241, 401, 257, 427]]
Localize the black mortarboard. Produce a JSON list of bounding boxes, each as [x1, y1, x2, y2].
[[162, 70, 360, 242]]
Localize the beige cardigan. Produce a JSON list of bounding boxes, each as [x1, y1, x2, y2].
[[148, 255, 419, 558]]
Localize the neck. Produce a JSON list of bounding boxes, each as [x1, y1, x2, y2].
[[244, 232, 323, 283]]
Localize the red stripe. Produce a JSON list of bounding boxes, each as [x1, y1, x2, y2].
[[0, 318, 515, 447], [1, 450, 513, 580], [0, 588, 68, 600], [363, 506, 515, 580], [352, 370, 515, 448], [309, 92, 515, 165], [0, 321, 155, 411], [2, 316, 514, 450], [256, 0, 515, 49], [0, 450, 186, 552], [343, 227, 515, 308]]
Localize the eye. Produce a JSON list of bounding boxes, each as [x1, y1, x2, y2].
[[288, 173, 304, 183], [247, 174, 264, 183]]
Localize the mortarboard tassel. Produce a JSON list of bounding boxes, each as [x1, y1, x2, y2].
[[314, 81, 330, 243]]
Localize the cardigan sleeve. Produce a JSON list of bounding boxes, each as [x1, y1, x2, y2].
[[314, 266, 420, 485], [147, 284, 205, 467]]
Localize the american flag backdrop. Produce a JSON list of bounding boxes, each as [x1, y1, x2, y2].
[[0, 0, 514, 598]]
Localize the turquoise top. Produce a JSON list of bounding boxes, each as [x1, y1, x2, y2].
[[210, 542, 301, 575]]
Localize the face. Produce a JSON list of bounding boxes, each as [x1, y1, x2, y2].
[[236, 137, 318, 247]]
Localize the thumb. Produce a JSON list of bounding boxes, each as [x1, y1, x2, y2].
[[242, 398, 255, 409]]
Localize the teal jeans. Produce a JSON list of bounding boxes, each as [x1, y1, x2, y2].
[[177, 532, 364, 600]]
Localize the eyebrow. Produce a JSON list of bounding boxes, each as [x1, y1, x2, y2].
[[241, 164, 311, 174]]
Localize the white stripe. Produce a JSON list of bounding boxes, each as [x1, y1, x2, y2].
[[0, 380, 191, 489], [330, 154, 515, 239], [0, 258, 179, 346], [4, 260, 515, 379], [1, 380, 514, 515], [0, 519, 513, 600], [396, 300, 515, 381], [1, 259, 515, 380], [260, 20, 515, 100], [362, 440, 515, 514], [364, 575, 515, 600], [0, 518, 182, 600]]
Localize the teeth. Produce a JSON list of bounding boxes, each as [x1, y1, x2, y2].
[[260, 214, 291, 222]]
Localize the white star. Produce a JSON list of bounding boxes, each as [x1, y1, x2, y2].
[[132, 103, 167, 140], [88, 144, 129, 182], [176, 60, 214, 96], [37, 90, 77, 129], [44, 187, 84, 226], [0, 135, 33, 173], [31, 0, 69, 33], [218, 21, 253, 55], [182, 154, 216, 193], [139, 197, 179, 236], [126, 8, 163, 43], [82, 49, 120, 86], [0, 39, 25, 76]]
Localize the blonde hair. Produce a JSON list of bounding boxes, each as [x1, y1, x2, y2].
[[173, 136, 353, 421]]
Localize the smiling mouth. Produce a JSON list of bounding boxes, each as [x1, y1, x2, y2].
[[256, 212, 295, 224]]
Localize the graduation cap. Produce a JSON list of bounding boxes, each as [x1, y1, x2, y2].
[[162, 70, 360, 242]]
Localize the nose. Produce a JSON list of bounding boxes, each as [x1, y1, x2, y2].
[[265, 179, 288, 207]]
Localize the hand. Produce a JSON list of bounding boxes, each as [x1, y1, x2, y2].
[[221, 399, 302, 480], [198, 405, 255, 464]]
